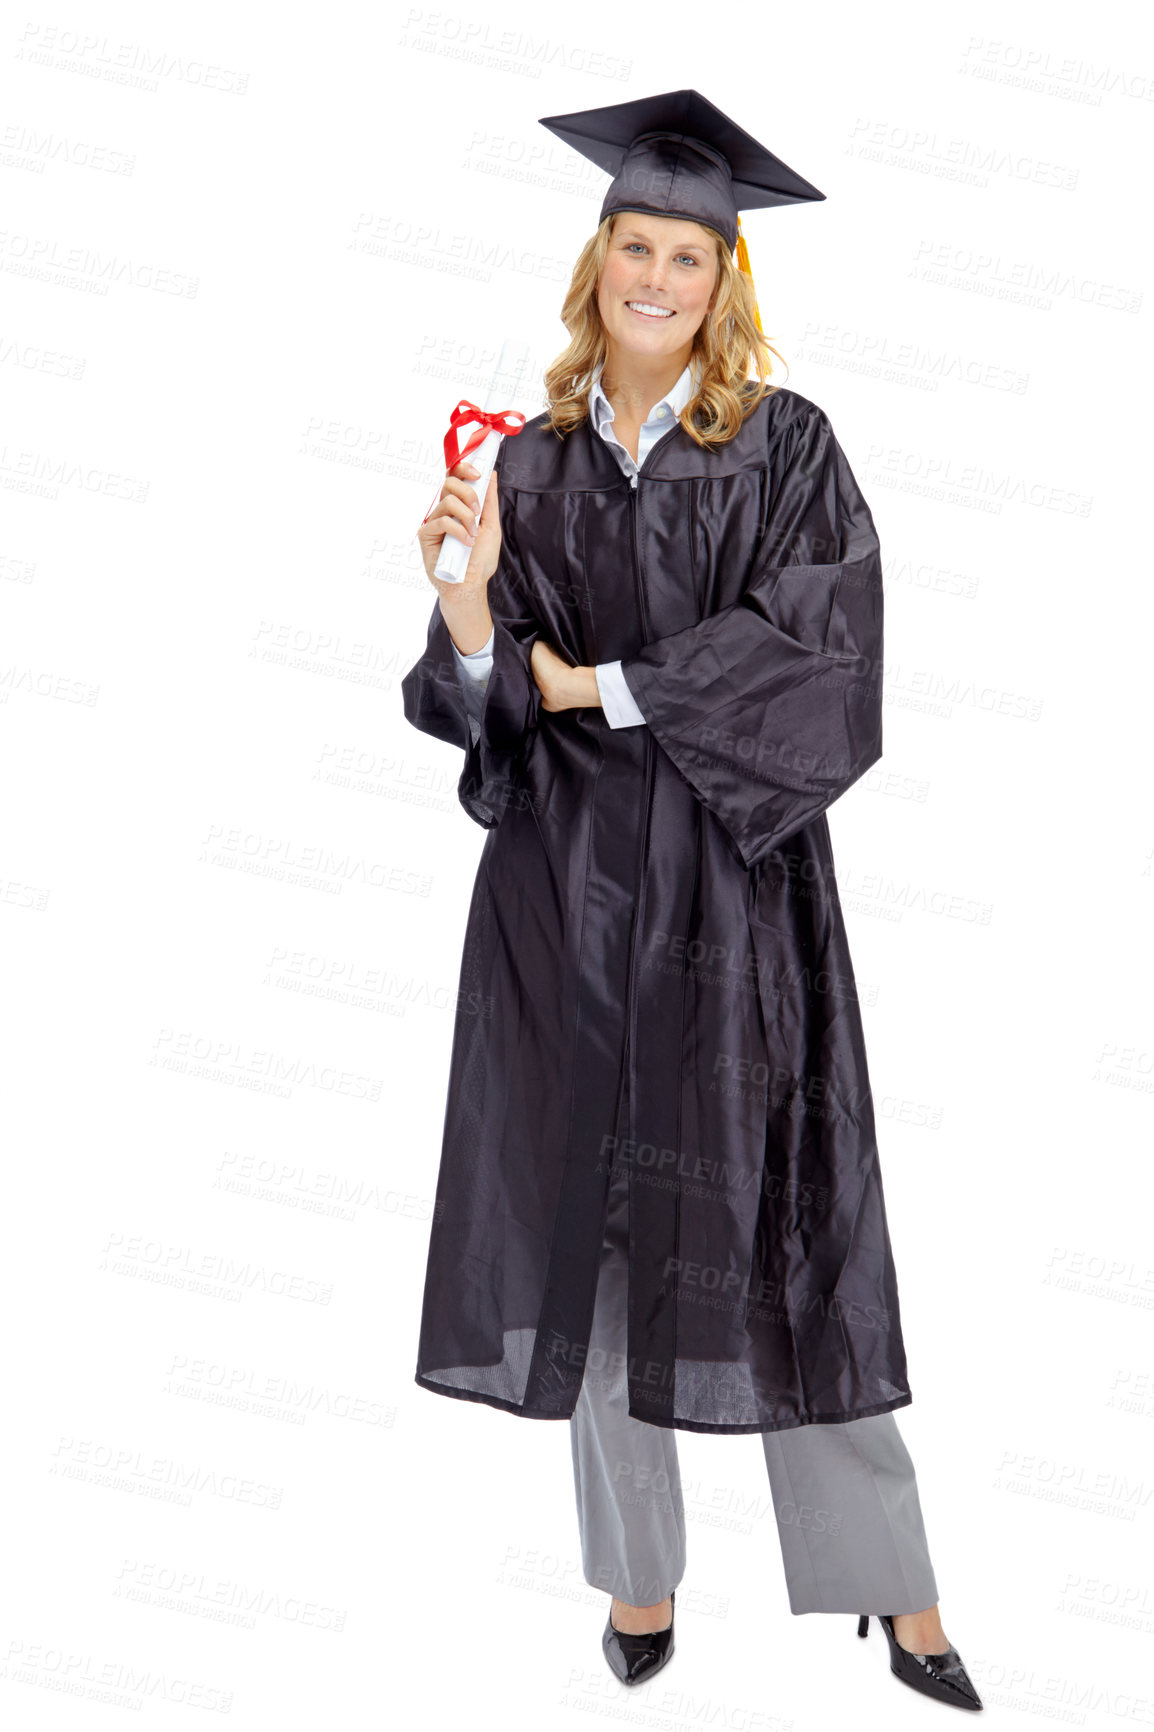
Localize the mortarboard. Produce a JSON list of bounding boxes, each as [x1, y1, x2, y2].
[[538, 88, 824, 334]]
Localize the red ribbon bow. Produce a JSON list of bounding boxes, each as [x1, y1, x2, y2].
[[418, 401, 526, 528], [443, 399, 525, 469]]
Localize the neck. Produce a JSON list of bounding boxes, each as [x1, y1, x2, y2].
[[599, 342, 693, 417]]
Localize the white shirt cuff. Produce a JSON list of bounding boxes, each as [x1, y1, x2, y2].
[[451, 626, 495, 683], [451, 626, 494, 730], [595, 659, 646, 729]]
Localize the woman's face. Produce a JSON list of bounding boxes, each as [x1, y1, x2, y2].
[[597, 213, 720, 366]]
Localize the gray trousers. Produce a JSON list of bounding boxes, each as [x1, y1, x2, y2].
[[571, 1157, 940, 1615]]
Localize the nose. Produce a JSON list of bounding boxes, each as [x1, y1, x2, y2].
[[642, 257, 669, 293]]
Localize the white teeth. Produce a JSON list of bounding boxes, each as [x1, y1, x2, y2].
[[627, 302, 674, 318]]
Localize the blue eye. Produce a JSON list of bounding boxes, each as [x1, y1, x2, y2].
[[625, 243, 699, 267]]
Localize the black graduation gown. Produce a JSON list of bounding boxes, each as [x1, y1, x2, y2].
[[401, 384, 913, 1435]]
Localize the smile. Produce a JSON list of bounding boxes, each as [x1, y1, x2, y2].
[[626, 302, 676, 320]]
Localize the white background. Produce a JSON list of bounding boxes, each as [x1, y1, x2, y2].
[[2, 1, 1152, 1727]]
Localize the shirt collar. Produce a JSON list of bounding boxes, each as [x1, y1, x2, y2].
[[589, 356, 699, 433]]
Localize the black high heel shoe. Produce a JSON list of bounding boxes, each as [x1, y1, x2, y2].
[[857, 1613, 983, 1710], [603, 1589, 675, 1686]]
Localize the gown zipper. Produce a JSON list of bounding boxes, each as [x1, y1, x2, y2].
[[621, 479, 655, 1076], [628, 477, 648, 635]]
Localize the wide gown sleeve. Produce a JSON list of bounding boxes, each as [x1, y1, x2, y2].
[[401, 470, 544, 829], [618, 403, 883, 872]]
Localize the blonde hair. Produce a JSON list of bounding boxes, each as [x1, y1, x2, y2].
[[542, 212, 788, 450]]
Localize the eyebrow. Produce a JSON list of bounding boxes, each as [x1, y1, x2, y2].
[[617, 229, 708, 254]]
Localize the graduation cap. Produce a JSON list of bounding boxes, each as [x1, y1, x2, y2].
[[538, 89, 824, 333]]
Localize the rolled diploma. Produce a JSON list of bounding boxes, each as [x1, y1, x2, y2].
[[432, 422, 501, 585]]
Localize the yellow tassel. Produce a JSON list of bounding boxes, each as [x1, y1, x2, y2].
[[735, 214, 765, 337]]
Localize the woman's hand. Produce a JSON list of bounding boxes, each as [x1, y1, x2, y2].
[[531, 641, 602, 714], [416, 459, 501, 653], [417, 459, 501, 596]]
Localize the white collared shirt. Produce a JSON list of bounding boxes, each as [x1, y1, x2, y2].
[[588, 356, 697, 492], [451, 358, 699, 729]]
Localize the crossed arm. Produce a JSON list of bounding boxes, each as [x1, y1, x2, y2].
[[451, 626, 646, 729]]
